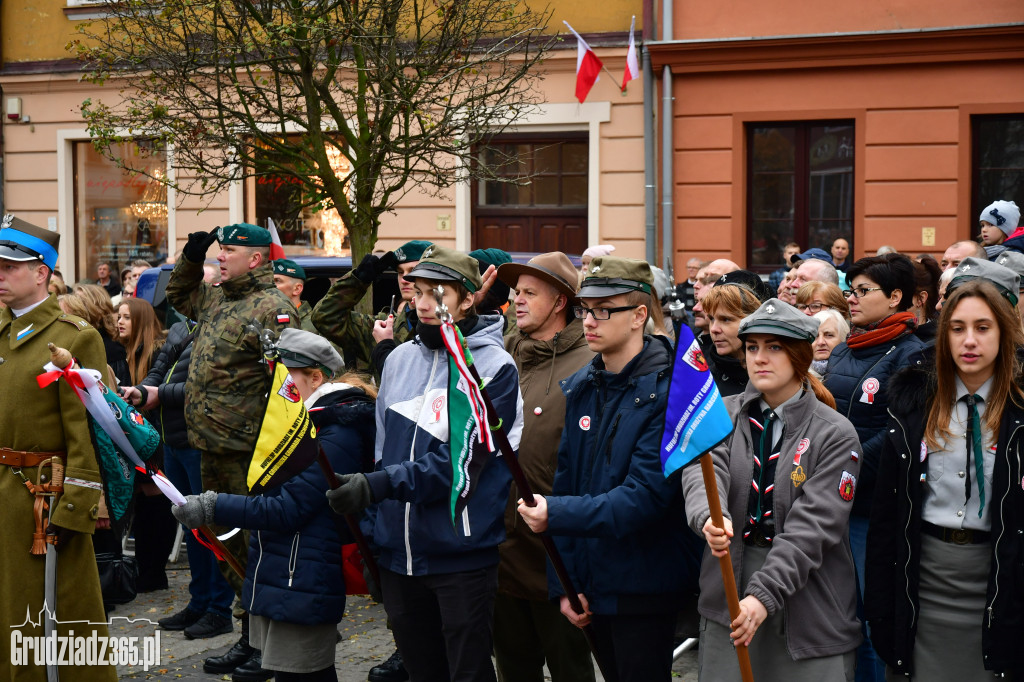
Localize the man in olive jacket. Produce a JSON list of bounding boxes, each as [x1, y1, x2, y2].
[[165, 223, 297, 679], [493, 252, 596, 682], [0, 216, 115, 681]]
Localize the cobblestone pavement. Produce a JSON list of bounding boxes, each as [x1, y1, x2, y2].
[[115, 550, 698, 681]]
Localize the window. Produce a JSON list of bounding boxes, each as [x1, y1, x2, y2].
[[972, 115, 1024, 224], [73, 140, 169, 281], [472, 134, 588, 254], [747, 121, 854, 272]]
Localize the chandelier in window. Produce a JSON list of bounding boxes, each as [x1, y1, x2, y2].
[[319, 147, 352, 256], [130, 168, 168, 220]]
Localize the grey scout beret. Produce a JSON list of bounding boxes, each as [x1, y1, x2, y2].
[[949, 257, 1020, 306], [277, 328, 344, 378], [739, 298, 819, 342]]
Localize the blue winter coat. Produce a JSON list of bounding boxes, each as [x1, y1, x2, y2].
[[364, 315, 524, 577], [823, 332, 924, 518], [214, 385, 375, 625], [545, 336, 703, 615]]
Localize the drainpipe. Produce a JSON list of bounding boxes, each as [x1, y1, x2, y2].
[[642, 0, 655, 265], [660, 0, 674, 275]]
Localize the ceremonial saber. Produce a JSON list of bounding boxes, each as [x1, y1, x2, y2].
[[316, 447, 382, 589], [699, 453, 754, 682], [431, 289, 612, 679]]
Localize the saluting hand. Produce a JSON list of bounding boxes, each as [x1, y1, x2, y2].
[[516, 494, 548, 533]]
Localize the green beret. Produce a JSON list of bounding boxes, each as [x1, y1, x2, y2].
[[217, 223, 272, 247], [468, 248, 513, 268], [578, 257, 653, 298], [393, 240, 433, 264], [406, 245, 483, 293], [272, 259, 306, 281]]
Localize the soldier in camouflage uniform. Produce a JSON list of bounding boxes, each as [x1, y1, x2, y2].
[[272, 259, 316, 332], [311, 239, 431, 378], [165, 223, 297, 680]]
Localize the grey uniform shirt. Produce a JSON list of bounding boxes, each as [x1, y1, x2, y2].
[[922, 375, 995, 531]]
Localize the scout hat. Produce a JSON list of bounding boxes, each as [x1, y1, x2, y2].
[[273, 259, 307, 281], [406, 245, 483, 292], [993, 251, 1024, 291], [578, 257, 653, 299], [789, 247, 834, 266], [0, 214, 59, 270], [393, 240, 432, 264], [498, 252, 579, 302], [738, 298, 819, 342], [277, 328, 344, 378], [980, 200, 1020, 237], [713, 269, 775, 303], [948, 256, 1020, 306], [217, 223, 272, 246]]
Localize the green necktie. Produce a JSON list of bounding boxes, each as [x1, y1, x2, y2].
[[755, 408, 775, 523], [964, 394, 985, 517]]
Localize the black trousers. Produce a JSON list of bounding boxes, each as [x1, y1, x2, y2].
[[589, 611, 677, 682], [380, 566, 498, 682]]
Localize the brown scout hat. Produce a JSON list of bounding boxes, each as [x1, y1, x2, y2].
[[497, 252, 579, 302]]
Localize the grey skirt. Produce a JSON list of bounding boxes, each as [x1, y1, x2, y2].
[[249, 613, 339, 673], [698, 545, 855, 682], [886, 534, 1001, 682]]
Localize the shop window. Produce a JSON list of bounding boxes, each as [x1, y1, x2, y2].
[[972, 115, 1024, 225], [472, 134, 588, 255], [747, 121, 854, 272], [245, 138, 353, 257], [73, 140, 169, 282]]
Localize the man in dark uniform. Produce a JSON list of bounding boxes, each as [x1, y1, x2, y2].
[[0, 215, 115, 682], [165, 223, 298, 681]]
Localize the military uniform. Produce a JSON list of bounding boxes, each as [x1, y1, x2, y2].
[[165, 256, 297, 594], [0, 296, 115, 682], [297, 301, 316, 332]]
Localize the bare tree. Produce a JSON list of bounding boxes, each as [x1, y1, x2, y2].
[[72, 0, 553, 260]]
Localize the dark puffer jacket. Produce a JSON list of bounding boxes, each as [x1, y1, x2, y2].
[[141, 320, 197, 449], [215, 386, 375, 625], [865, 356, 1024, 676], [700, 333, 748, 397], [823, 332, 925, 517]]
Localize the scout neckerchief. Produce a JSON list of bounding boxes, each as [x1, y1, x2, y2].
[[743, 403, 783, 543]]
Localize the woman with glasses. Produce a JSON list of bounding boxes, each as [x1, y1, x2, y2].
[[865, 277, 1024, 679], [795, 281, 850, 322], [701, 272, 774, 397], [823, 253, 925, 682], [682, 299, 862, 681]]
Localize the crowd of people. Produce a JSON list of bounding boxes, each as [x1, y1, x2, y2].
[[0, 198, 1022, 682]]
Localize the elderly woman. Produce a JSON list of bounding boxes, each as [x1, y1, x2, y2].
[[810, 308, 849, 376], [823, 252, 925, 680], [795, 281, 849, 321]]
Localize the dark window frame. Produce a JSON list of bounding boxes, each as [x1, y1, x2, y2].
[[971, 113, 1024, 228]]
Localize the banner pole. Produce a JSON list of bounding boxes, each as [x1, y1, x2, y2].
[[317, 447, 382, 589]]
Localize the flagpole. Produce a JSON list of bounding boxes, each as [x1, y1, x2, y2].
[[456, 355, 613, 680], [699, 453, 755, 682], [316, 447, 382, 589]]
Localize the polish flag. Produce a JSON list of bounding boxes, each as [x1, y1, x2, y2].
[[267, 217, 286, 261], [621, 16, 639, 91], [564, 21, 603, 104]]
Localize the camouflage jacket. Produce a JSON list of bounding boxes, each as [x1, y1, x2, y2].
[[297, 301, 316, 333], [165, 258, 298, 458], [311, 271, 416, 377]]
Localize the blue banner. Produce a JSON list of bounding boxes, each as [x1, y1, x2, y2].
[[660, 325, 734, 476]]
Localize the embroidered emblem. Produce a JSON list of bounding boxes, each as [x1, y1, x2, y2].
[[108, 402, 123, 420], [128, 408, 145, 426], [790, 465, 806, 488], [15, 324, 34, 341], [860, 377, 879, 404], [794, 438, 810, 465], [276, 314, 290, 324], [217, 226, 225, 241], [962, 264, 972, 271], [681, 338, 709, 372], [278, 375, 301, 403], [839, 470, 857, 501], [591, 265, 601, 274], [423, 246, 436, 258], [579, 416, 591, 431], [766, 304, 776, 314], [431, 396, 445, 423], [850, 450, 860, 462]]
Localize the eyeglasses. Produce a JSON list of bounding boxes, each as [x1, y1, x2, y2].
[[795, 303, 837, 313], [843, 286, 883, 299], [573, 305, 639, 320]]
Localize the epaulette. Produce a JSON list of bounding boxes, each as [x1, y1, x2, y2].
[[57, 313, 92, 331]]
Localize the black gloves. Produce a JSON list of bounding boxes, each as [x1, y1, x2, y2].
[[352, 252, 398, 284], [182, 228, 220, 263], [326, 473, 374, 516]]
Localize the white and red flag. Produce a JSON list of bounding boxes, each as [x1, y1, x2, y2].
[[267, 217, 286, 261], [621, 16, 639, 91], [564, 21, 603, 104]]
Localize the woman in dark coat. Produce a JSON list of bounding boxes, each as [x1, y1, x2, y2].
[[865, 274, 1024, 679]]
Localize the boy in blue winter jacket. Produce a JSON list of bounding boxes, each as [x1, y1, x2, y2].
[[518, 257, 703, 682]]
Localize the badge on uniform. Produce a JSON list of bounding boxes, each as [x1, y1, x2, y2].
[[276, 314, 290, 324], [579, 416, 591, 431], [15, 324, 34, 341], [859, 377, 879, 404], [430, 396, 445, 423], [793, 438, 810, 465], [838, 470, 857, 501], [790, 466, 806, 488], [278, 375, 301, 403]]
